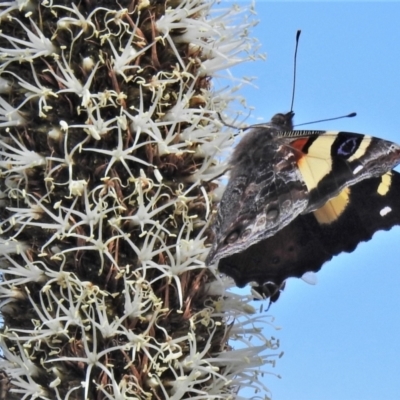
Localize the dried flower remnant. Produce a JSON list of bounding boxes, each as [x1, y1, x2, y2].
[[0, 1, 279, 399]]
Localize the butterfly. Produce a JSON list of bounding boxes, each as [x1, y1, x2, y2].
[[206, 111, 400, 296]]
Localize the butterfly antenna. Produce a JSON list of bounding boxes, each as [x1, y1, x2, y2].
[[290, 30, 301, 113], [217, 112, 239, 129], [295, 112, 357, 127], [217, 111, 253, 133]]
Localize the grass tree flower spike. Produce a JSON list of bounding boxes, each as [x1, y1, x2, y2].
[[0, 1, 281, 399]]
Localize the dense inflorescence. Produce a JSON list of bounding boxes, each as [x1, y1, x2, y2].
[[0, 0, 280, 399]]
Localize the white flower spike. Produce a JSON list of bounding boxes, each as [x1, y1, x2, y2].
[[0, 1, 276, 399]]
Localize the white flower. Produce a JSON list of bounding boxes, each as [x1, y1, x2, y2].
[[0, 251, 47, 285], [0, 1, 277, 399], [83, 123, 154, 176], [0, 1, 33, 21], [45, 54, 99, 107], [0, 97, 25, 128], [2, 64, 58, 117], [0, 77, 11, 93], [0, 133, 45, 172], [0, 240, 27, 256], [120, 179, 174, 233], [52, 2, 98, 49], [0, 17, 56, 63], [108, 37, 139, 82]]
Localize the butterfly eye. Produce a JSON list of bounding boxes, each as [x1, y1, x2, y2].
[[225, 231, 239, 244]]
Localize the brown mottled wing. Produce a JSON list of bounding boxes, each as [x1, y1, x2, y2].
[[206, 124, 309, 265]]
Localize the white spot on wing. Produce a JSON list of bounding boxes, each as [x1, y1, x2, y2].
[[380, 206, 392, 216], [353, 165, 363, 174]]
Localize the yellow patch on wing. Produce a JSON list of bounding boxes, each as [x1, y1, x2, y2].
[[347, 137, 372, 162], [297, 135, 337, 191], [313, 187, 350, 224], [378, 172, 392, 196]]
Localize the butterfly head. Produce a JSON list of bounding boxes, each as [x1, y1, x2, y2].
[[270, 111, 295, 131]]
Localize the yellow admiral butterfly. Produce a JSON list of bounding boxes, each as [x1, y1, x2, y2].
[[206, 111, 400, 297]]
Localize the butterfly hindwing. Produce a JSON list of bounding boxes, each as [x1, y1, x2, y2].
[[218, 171, 400, 293]]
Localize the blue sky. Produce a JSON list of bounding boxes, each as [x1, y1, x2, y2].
[[230, 2, 400, 399]]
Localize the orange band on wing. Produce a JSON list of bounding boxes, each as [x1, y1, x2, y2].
[[291, 138, 310, 152]]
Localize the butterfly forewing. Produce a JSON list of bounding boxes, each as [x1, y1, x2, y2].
[[289, 131, 400, 212]]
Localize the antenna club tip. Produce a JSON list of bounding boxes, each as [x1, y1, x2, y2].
[[348, 112, 357, 118]]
